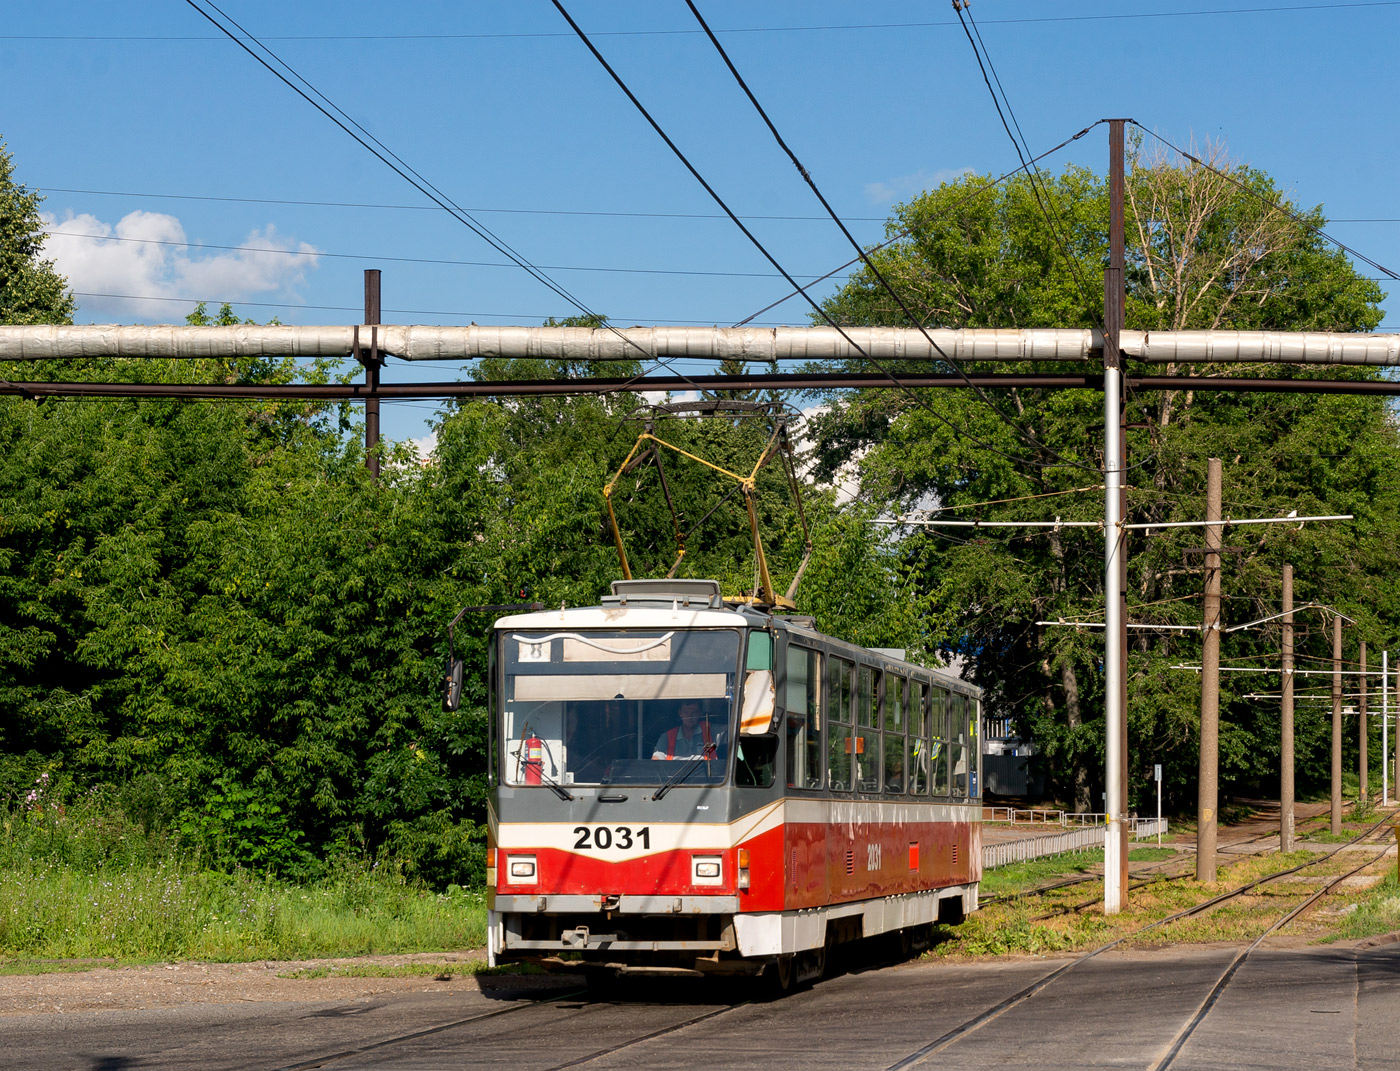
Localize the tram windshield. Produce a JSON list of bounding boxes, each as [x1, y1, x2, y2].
[[499, 628, 741, 787]]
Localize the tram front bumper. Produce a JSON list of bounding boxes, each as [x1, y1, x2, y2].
[[493, 894, 739, 915], [490, 896, 740, 959]]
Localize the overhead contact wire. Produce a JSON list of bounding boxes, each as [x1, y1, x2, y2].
[[733, 121, 1105, 326], [956, 2, 1104, 328], [553, 0, 1093, 474], [182, 0, 701, 392], [686, 0, 1091, 472], [1131, 122, 1400, 282]]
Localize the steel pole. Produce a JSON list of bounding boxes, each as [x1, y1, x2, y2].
[[1383, 650, 1389, 807], [1102, 119, 1127, 914], [364, 269, 382, 479], [1197, 458, 1223, 882], [1281, 564, 1295, 851]]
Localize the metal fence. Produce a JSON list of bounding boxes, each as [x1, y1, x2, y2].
[[982, 826, 1103, 869], [981, 817, 1170, 870]]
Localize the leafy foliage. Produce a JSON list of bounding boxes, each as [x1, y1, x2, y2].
[[0, 139, 73, 326], [810, 149, 1396, 810]]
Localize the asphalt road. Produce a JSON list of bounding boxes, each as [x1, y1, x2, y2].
[[3, 942, 1398, 1071]]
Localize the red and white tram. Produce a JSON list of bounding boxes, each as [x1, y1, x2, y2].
[[480, 578, 982, 986]]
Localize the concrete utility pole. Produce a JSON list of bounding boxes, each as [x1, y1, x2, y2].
[[1280, 564, 1295, 852], [1332, 615, 1343, 835], [1360, 641, 1368, 804], [1197, 457, 1223, 882], [1102, 118, 1128, 913]]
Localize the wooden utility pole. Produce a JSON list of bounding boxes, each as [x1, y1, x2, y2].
[[1332, 615, 1343, 835], [1280, 563, 1295, 852], [1360, 641, 1368, 804], [1197, 457, 1223, 882]]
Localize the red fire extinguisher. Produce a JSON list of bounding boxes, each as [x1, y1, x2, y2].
[[522, 729, 545, 785]]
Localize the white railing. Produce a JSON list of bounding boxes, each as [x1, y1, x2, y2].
[[982, 806, 1066, 825], [980, 817, 1171, 870], [1063, 812, 1108, 826], [982, 826, 1103, 869], [1131, 816, 1169, 839]]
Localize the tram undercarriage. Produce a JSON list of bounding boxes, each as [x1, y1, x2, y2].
[[488, 883, 978, 977]]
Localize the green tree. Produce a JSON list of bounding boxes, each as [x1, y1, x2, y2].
[[0, 138, 74, 326], [812, 148, 1395, 810]]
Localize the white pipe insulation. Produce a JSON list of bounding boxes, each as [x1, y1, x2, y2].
[[0, 323, 1397, 365]]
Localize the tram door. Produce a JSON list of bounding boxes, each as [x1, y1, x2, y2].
[[784, 642, 826, 908]]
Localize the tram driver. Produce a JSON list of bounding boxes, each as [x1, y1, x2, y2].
[[651, 699, 720, 761]]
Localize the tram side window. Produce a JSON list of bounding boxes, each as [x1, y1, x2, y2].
[[929, 687, 950, 795], [827, 657, 854, 792], [785, 645, 824, 790], [884, 675, 906, 793], [951, 693, 969, 797], [907, 679, 928, 795], [856, 665, 881, 792], [970, 697, 981, 798]]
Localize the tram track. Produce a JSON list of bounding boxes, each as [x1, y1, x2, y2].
[[990, 816, 1346, 919], [538, 999, 752, 1071], [982, 823, 1272, 913], [266, 980, 757, 1071], [269, 818, 1392, 1071], [270, 987, 589, 1070], [1148, 842, 1392, 1071], [885, 813, 1396, 1071]]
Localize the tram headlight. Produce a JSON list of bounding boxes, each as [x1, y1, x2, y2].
[[691, 855, 723, 886], [506, 855, 537, 883]]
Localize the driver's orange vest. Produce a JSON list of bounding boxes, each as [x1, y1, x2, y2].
[[663, 721, 713, 759]]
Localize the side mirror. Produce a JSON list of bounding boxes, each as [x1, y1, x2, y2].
[[442, 657, 465, 712]]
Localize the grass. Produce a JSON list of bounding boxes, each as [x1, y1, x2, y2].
[[935, 846, 1398, 960], [980, 846, 1179, 900], [1323, 868, 1400, 942], [0, 801, 487, 965], [0, 862, 487, 962]]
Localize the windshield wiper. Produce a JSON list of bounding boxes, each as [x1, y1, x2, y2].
[[651, 755, 709, 801], [537, 771, 575, 801]]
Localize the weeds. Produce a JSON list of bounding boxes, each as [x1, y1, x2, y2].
[[935, 846, 1396, 960], [0, 799, 486, 963]]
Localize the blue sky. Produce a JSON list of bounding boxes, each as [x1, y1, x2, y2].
[[5, 1, 1399, 445]]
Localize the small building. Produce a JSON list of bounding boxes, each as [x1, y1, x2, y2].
[[982, 716, 1044, 798]]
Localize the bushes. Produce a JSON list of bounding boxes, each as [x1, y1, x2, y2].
[[0, 796, 486, 960]]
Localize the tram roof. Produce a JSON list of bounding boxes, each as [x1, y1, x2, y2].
[[494, 604, 753, 631]]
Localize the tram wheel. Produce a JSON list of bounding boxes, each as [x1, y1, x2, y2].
[[583, 967, 623, 1000], [911, 923, 933, 954], [769, 954, 797, 996]]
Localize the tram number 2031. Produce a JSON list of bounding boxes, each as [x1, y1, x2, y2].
[[573, 825, 651, 850]]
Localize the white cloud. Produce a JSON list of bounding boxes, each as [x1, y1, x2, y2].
[[404, 430, 438, 460], [865, 167, 974, 207], [39, 210, 321, 322]]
